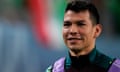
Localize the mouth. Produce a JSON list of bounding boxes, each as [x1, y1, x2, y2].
[[67, 37, 82, 40], [67, 37, 83, 43], [67, 38, 81, 40]]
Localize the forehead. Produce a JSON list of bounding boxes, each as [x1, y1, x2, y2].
[[64, 10, 90, 21]]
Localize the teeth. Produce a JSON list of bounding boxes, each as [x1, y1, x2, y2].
[[68, 38, 81, 40]]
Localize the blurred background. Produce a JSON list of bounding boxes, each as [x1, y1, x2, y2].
[[0, 0, 119, 72]]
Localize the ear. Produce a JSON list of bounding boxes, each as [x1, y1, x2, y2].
[[94, 24, 102, 38]]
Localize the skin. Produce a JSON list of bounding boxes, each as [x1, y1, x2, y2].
[[63, 10, 102, 57]]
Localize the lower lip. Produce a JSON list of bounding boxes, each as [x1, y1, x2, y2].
[[68, 40, 80, 42]]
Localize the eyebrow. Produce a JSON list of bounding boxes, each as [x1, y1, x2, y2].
[[75, 20, 85, 23], [64, 21, 71, 23], [64, 20, 85, 23]]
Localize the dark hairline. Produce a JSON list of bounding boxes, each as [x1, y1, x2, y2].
[[65, 10, 98, 25], [65, 0, 100, 25]]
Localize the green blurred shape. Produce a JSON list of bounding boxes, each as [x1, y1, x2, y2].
[[13, 0, 25, 9], [107, 0, 120, 34], [52, 0, 67, 20]]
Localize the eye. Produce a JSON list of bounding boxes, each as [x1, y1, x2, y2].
[[63, 21, 71, 27], [77, 22, 86, 26], [64, 23, 71, 26]]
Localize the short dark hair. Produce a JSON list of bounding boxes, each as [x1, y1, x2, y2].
[[65, 0, 100, 24]]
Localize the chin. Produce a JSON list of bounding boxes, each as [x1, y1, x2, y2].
[[69, 47, 82, 54], [69, 46, 82, 50]]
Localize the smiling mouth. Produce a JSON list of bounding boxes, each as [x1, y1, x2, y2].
[[67, 38, 82, 43], [67, 38, 82, 40]]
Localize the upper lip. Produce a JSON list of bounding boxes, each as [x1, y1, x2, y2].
[[67, 38, 81, 40]]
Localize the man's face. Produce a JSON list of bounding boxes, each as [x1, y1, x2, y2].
[[63, 10, 101, 52]]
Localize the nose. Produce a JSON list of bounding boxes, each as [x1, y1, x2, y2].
[[69, 24, 79, 35]]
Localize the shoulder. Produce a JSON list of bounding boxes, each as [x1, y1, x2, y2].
[[108, 59, 120, 72], [94, 50, 114, 70], [53, 57, 65, 66], [46, 66, 52, 72], [46, 57, 66, 72]]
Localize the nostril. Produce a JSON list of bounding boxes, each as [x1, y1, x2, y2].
[[70, 32, 78, 35]]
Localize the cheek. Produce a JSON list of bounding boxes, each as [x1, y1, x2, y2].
[[62, 29, 68, 44], [90, 28, 96, 38], [62, 29, 68, 37], [81, 29, 94, 40]]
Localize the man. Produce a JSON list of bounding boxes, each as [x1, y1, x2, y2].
[[46, 0, 120, 72]]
